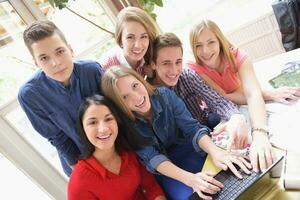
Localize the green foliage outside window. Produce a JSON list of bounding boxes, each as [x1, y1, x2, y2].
[[137, 0, 163, 20], [49, 0, 163, 22]]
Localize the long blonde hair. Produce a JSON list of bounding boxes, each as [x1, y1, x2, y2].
[[189, 19, 237, 72], [101, 65, 155, 121], [115, 7, 160, 65]]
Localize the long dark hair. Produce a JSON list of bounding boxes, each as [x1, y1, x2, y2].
[[77, 95, 130, 159], [77, 94, 151, 159]]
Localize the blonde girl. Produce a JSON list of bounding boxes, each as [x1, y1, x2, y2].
[[187, 19, 288, 172], [101, 66, 251, 200]]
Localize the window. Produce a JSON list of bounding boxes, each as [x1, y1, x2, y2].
[[0, 0, 117, 198], [0, 153, 51, 199], [5, 106, 62, 175], [0, 0, 63, 178], [34, 0, 115, 59], [154, 0, 274, 60], [0, 1, 33, 106]]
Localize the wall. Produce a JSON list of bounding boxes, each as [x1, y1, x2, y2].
[[226, 11, 285, 62]]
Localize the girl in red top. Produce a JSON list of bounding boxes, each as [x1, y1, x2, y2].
[[187, 19, 300, 173], [68, 95, 165, 200], [188, 19, 300, 105]]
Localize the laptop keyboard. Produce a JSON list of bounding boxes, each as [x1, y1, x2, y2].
[[212, 169, 261, 199], [189, 168, 261, 200]]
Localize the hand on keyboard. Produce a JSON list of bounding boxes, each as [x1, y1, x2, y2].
[[186, 171, 224, 200], [189, 165, 260, 200], [211, 148, 252, 179], [211, 167, 261, 200]]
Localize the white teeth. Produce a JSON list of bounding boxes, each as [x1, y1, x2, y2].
[[132, 49, 143, 54], [136, 97, 145, 107], [168, 75, 177, 78], [202, 55, 213, 60], [97, 134, 111, 140]]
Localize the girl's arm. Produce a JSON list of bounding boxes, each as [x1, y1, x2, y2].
[[201, 69, 300, 105], [156, 160, 223, 199], [156, 161, 194, 186], [238, 58, 276, 172], [262, 86, 300, 104], [155, 136, 251, 197]]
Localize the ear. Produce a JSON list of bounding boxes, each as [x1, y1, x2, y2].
[[150, 61, 156, 70], [32, 57, 40, 69], [68, 44, 74, 57]]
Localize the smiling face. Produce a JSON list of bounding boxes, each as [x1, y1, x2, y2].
[[121, 21, 149, 67], [153, 46, 183, 86], [195, 27, 221, 70], [82, 104, 118, 151], [31, 33, 74, 86], [116, 75, 151, 117]]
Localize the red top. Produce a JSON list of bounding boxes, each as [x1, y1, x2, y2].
[[68, 151, 164, 200], [187, 48, 247, 93]]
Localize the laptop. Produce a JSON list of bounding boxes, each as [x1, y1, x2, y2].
[[189, 155, 285, 200]]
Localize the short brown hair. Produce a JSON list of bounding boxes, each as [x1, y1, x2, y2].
[[153, 32, 183, 63], [23, 20, 68, 56], [101, 65, 154, 121], [115, 7, 160, 65]]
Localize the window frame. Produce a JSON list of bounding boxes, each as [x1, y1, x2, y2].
[[0, 0, 118, 198]]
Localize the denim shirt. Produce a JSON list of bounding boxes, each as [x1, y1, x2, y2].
[[18, 60, 102, 176], [133, 87, 210, 173]]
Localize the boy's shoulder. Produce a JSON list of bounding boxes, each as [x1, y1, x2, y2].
[[73, 59, 103, 78], [73, 59, 102, 71], [181, 67, 199, 78], [18, 70, 46, 100], [179, 67, 206, 85]]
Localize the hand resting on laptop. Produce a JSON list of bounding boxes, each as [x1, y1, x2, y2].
[[190, 151, 252, 200]]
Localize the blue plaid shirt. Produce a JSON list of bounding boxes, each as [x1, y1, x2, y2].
[[172, 67, 240, 124]]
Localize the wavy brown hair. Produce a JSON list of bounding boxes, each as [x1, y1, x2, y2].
[[115, 7, 160, 65]]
